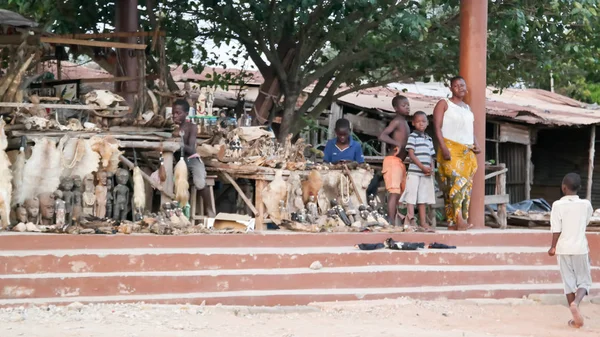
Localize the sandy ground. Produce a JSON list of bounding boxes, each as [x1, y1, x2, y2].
[[1, 298, 599, 337]]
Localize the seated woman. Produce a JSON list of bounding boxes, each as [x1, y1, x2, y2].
[[323, 118, 365, 164]]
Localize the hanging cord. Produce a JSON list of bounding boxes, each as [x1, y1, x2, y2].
[[340, 174, 350, 205]]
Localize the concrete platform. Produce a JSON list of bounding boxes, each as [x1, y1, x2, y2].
[[0, 230, 598, 307]]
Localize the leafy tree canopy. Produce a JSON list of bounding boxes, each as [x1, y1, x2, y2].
[[196, 0, 600, 137], [3, 0, 600, 137]]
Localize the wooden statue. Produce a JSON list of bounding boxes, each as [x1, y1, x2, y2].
[[95, 171, 108, 218], [196, 87, 207, 115], [15, 205, 28, 224], [113, 168, 130, 221], [72, 175, 83, 224], [106, 172, 114, 219], [38, 192, 55, 226], [82, 174, 96, 216], [23, 197, 40, 225], [53, 190, 66, 227], [59, 177, 74, 226], [206, 87, 215, 114]]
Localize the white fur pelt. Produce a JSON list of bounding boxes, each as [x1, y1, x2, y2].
[[132, 166, 145, 212], [61, 138, 100, 178], [17, 138, 62, 205], [0, 120, 12, 228], [174, 158, 189, 207], [10, 148, 25, 207]]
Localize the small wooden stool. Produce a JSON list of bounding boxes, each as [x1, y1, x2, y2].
[[190, 175, 217, 225]]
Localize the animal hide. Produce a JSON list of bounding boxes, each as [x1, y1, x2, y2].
[[10, 148, 25, 207], [262, 170, 288, 225], [302, 170, 323, 204], [90, 136, 122, 173], [286, 172, 304, 214], [61, 138, 100, 178], [174, 158, 189, 207], [17, 138, 62, 205], [132, 166, 145, 212], [0, 120, 12, 228]]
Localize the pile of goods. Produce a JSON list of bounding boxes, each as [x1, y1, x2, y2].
[[0, 120, 200, 235], [260, 167, 393, 233], [197, 126, 316, 170]]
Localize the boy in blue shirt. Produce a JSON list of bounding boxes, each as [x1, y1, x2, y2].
[[323, 119, 365, 164]]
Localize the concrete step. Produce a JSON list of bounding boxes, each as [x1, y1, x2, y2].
[[3, 283, 599, 307], [0, 229, 579, 250], [0, 246, 585, 275], [2, 265, 599, 300]]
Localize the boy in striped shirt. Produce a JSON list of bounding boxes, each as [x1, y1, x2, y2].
[[401, 111, 436, 232]]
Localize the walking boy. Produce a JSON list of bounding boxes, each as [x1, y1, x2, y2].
[[548, 172, 593, 328], [401, 111, 436, 232], [378, 95, 410, 225]]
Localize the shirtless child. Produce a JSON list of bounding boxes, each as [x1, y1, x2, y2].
[[378, 95, 410, 226], [172, 99, 215, 217]]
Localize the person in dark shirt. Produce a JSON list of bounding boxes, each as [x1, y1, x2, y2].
[[323, 118, 365, 164]]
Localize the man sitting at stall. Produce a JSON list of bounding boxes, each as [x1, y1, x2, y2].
[[172, 99, 215, 217], [323, 118, 365, 164]]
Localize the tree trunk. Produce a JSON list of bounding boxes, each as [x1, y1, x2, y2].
[[278, 91, 300, 142]]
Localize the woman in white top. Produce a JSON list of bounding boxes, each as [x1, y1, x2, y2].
[[433, 76, 481, 231]]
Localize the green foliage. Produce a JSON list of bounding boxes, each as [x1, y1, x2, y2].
[[195, 0, 600, 138], [0, 0, 210, 74]]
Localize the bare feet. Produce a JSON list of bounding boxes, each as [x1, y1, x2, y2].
[[569, 303, 584, 327], [420, 224, 435, 233]]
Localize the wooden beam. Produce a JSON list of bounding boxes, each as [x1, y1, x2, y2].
[[221, 172, 258, 215], [40, 37, 147, 50], [344, 113, 387, 138], [255, 179, 268, 231], [0, 102, 129, 111], [118, 140, 180, 152], [495, 163, 507, 229], [484, 168, 508, 180], [525, 138, 532, 200], [0, 35, 40, 45], [52, 31, 166, 39], [484, 194, 509, 205], [587, 125, 596, 200]]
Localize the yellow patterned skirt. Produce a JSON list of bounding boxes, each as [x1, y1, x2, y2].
[[436, 138, 478, 225]]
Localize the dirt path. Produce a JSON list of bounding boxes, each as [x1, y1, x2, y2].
[[2, 298, 599, 337]]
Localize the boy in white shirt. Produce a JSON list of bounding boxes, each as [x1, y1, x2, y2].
[[548, 173, 593, 328]]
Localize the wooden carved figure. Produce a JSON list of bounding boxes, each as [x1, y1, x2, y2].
[[95, 171, 108, 218], [106, 172, 114, 219], [23, 197, 40, 225], [113, 168, 130, 221], [59, 177, 74, 226], [82, 174, 96, 216], [72, 175, 83, 224], [53, 190, 66, 227], [15, 206, 28, 224], [38, 193, 55, 226]]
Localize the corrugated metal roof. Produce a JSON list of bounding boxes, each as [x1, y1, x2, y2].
[[331, 82, 600, 127], [0, 9, 38, 27]]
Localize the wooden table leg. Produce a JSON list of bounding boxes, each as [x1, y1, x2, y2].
[[255, 179, 267, 231]]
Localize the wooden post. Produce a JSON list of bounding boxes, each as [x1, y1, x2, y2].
[[496, 163, 507, 229], [161, 151, 174, 204], [57, 60, 62, 80], [525, 132, 532, 200], [255, 179, 267, 231], [460, 0, 488, 228], [328, 102, 343, 139], [587, 125, 596, 200]]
